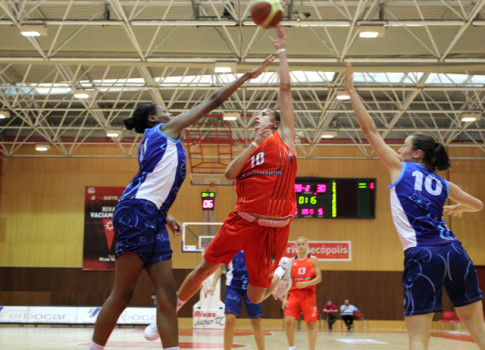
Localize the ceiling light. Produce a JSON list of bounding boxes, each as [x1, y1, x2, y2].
[[106, 130, 121, 138], [20, 25, 48, 37], [321, 131, 338, 139], [358, 23, 385, 38], [73, 90, 94, 99], [460, 113, 481, 122], [0, 111, 10, 119], [222, 112, 240, 121], [215, 62, 236, 73], [35, 144, 50, 152], [336, 91, 350, 100]]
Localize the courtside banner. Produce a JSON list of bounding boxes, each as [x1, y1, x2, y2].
[[0, 306, 155, 325], [83, 186, 124, 271], [282, 241, 352, 261]]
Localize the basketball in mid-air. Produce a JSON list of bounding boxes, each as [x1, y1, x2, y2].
[[250, 0, 285, 29]]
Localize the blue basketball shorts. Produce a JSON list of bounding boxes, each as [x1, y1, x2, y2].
[[403, 241, 482, 316], [113, 199, 172, 265], [224, 284, 263, 319]]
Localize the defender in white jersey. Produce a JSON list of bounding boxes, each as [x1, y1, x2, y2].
[[88, 56, 275, 350], [346, 63, 485, 350]]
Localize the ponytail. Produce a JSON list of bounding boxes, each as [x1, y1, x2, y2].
[[123, 103, 157, 133], [411, 133, 451, 172], [431, 142, 451, 171]]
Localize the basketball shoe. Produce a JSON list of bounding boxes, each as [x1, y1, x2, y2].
[[272, 257, 292, 300], [143, 322, 159, 341]]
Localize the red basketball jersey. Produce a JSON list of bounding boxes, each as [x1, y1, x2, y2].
[[235, 131, 297, 217], [290, 254, 316, 293]]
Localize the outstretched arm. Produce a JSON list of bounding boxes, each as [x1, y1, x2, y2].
[[345, 63, 401, 180], [162, 55, 275, 140], [444, 181, 484, 217], [269, 24, 296, 153]]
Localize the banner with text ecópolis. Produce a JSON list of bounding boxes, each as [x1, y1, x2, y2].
[[83, 186, 124, 271], [282, 241, 351, 261]]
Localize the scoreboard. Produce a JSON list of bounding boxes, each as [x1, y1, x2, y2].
[[201, 191, 215, 210], [294, 177, 376, 219]]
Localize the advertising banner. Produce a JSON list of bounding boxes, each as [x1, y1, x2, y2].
[[282, 241, 351, 261], [0, 306, 155, 325], [192, 273, 225, 329], [83, 186, 124, 270]]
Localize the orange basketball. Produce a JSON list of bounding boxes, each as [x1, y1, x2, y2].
[[250, 0, 285, 29]]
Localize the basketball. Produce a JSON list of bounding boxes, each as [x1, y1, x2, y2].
[[250, 0, 285, 29]]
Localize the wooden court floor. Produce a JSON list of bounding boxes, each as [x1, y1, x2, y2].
[[0, 325, 479, 349]]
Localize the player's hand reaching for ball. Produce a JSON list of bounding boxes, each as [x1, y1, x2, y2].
[[248, 54, 275, 79], [269, 23, 286, 51]]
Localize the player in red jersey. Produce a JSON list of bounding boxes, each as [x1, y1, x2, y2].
[[177, 23, 296, 309], [281, 237, 321, 350]]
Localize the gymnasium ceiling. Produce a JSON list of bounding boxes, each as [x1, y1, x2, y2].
[[1, 0, 485, 161]]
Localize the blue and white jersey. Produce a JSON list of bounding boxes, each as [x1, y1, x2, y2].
[[120, 124, 186, 218], [225, 251, 249, 290], [389, 162, 457, 250]]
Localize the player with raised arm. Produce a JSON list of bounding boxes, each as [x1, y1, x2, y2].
[[345, 62, 485, 350], [175, 23, 296, 313], [88, 56, 275, 350]]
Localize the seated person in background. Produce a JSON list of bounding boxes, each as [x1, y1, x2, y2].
[[340, 299, 358, 331], [322, 300, 338, 330]]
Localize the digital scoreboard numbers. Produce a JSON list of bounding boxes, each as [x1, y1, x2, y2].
[[294, 181, 332, 218], [201, 191, 215, 210], [294, 178, 376, 219]]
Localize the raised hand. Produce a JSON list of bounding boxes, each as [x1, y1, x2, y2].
[[345, 62, 355, 94], [248, 54, 275, 79], [268, 23, 286, 51]]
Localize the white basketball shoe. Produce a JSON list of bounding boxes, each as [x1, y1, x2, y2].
[[272, 257, 292, 300], [143, 322, 159, 341]]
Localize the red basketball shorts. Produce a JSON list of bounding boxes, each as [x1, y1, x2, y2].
[[204, 211, 290, 288], [284, 290, 318, 322]]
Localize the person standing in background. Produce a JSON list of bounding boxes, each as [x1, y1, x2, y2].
[[281, 237, 321, 350], [207, 251, 265, 350]]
